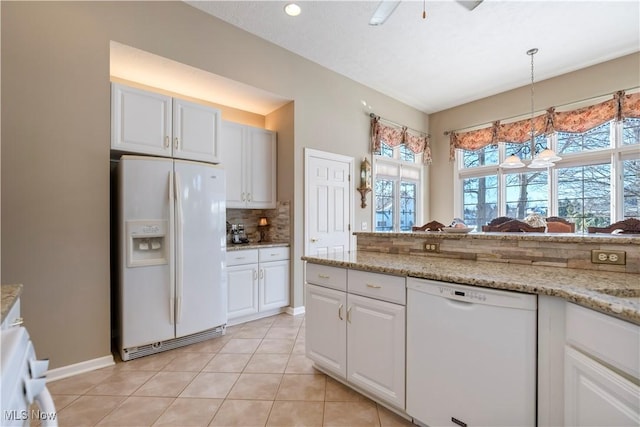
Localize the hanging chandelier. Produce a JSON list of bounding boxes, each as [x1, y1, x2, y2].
[[500, 48, 562, 169]]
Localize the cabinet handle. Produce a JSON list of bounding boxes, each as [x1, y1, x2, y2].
[[347, 306, 352, 323], [247, 193, 252, 202], [318, 274, 330, 279], [165, 136, 170, 148], [338, 304, 344, 320], [235, 256, 246, 260], [270, 253, 278, 257], [174, 137, 179, 150], [242, 192, 246, 201], [311, 238, 318, 242], [260, 269, 264, 279], [366, 283, 382, 289], [10, 317, 24, 327], [253, 269, 258, 280]]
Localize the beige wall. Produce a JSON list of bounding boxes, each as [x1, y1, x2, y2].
[[1, 1, 426, 368], [429, 53, 640, 223]]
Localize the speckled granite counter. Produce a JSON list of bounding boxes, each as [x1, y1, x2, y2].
[[227, 242, 289, 252], [302, 251, 640, 325], [1, 284, 23, 324]]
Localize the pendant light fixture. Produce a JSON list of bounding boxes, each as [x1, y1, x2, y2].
[[500, 48, 561, 169]]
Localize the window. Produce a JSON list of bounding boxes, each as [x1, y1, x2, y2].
[[374, 142, 423, 232], [456, 118, 639, 232]]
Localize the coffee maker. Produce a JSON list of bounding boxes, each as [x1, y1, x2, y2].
[[230, 224, 249, 244]]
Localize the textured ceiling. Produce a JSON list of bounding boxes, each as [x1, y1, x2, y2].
[[186, 0, 640, 114]]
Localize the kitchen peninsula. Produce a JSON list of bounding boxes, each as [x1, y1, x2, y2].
[[302, 231, 640, 427], [304, 231, 640, 323]]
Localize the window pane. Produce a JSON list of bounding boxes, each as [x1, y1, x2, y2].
[[623, 158, 640, 218], [375, 179, 394, 231], [399, 145, 415, 162], [557, 163, 611, 232], [557, 122, 611, 154], [462, 145, 498, 168], [504, 171, 548, 219], [462, 175, 498, 229], [399, 182, 416, 231], [379, 142, 393, 158], [623, 118, 640, 146]]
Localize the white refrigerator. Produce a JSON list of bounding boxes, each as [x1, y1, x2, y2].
[[118, 155, 227, 361]]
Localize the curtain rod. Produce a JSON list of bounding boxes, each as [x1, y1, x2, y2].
[[369, 112, 430, 138], [442, 86, 640, 136]]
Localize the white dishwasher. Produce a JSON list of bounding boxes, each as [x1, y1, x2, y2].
[[406, 278, 537, 427]]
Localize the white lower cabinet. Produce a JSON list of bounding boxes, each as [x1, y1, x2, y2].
[[565, 346, 640, 426], [305, 264, 406, 409], [1, 297, 22, 330], [563, 302, 640, 426], [226, 247, 289, 324]]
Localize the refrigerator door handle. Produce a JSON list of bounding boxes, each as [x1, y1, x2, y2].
[[169, 170, 176, 325], [174, 170, 184, 324]]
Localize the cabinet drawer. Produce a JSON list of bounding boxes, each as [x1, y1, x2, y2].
[[348, 270, 406, 305], [226, 249, 259, 266], [306, 263, 347, 292], [566, 302, 640, 379], [259, 247, 290, 262]]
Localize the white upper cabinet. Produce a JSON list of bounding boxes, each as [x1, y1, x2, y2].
[[221, 121, 276, 209], [111, 83, 221, 163]]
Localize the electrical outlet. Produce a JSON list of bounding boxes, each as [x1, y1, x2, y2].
[[424, 243, 440, 253], [591, 249, 626, 265]]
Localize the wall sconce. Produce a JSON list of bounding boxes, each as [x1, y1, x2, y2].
[[357, 157, 372, 208], [257, 217, 269, 242]]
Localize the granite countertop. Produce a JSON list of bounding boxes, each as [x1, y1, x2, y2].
[[1, 284, 23, 324], [227, 242, 290, 252], [353, 231, 640, 244], [301, 251, 640, 325]]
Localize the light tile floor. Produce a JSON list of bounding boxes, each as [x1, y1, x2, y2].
[[46, 314, 415, 426]]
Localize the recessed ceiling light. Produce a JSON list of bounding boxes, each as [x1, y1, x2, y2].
[[284, 3, 301, 17]]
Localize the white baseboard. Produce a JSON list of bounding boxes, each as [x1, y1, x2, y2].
[[46, 354, 115, 382], [286, 306, 305, 316]]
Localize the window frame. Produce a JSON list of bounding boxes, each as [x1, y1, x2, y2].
[[373, 144, 424, 232]]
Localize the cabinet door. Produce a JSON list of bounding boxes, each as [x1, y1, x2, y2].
[[227, 264, 259, 320], [246, 128, 276, 209], [347, 293, 406, 409], [565, 346, 640, 426], [305, 283, 347, 378], [221, 121, 246, 208], [173, 99, 221, 163], [259, 260, 289, 311], [111, 83, 172, 156]]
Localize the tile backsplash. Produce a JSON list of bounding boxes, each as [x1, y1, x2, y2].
[[227, 201, 290, 244]]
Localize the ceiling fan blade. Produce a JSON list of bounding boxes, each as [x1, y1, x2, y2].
[[457, 0, 484, 11], [369, 0, 402, 26]]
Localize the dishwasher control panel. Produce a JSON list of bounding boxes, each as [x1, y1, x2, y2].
[[408, 278, 537, 310]]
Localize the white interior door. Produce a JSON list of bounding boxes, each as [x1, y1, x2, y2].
[[305, 149, 353, 256]]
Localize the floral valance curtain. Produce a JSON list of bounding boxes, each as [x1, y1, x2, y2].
[[370, 116, 432, 164], [449, 90, 640, 160]]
